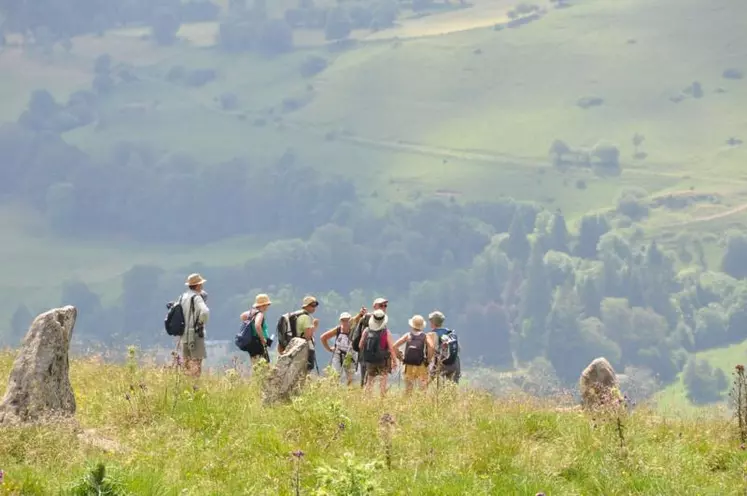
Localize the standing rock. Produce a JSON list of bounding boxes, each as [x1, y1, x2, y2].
[[0, 306, 77, 425], [262, 337, 309, 406], [579, 357, 621, 409]]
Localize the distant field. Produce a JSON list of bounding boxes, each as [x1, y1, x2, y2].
[[0, 204, 266, 324], [1, 0, 747, 333], [655, 339, 747, 417]]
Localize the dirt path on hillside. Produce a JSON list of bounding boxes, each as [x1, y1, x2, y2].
[[660, 202, 747, 229]]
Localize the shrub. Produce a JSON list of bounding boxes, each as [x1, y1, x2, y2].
[[300, 55, 328, 77], [722, 68, 744, 80]]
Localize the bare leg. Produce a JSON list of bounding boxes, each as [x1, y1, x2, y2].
[[380, 375, 388, 397]]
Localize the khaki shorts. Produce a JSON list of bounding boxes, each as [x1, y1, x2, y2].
[[404, 364, 428, 382], [365, 362, 389, 378]]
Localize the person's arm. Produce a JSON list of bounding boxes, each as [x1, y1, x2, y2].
[[387, 332, 398, 365], [359, 330, 367, 351], [320, 327, 338, 353], [304, 318, 318, 341], [240, 310, 252, 321], [349, 308, 366, 329], [195, 295, 210, 325], [426, 335, 435, 364], [254, 312, 266, 346], [393, 333, 409, 350]]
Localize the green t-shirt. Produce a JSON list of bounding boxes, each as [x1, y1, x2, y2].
[[295, 313, 313, 338], [251, 311, 269, 340]]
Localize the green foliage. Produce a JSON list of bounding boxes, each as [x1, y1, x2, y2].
[[313, 453, 384, 495], [683, 356, 728, 404], [67, 463, 126, 496]]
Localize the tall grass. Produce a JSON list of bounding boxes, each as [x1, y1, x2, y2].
[[1, 350, 746, 495]]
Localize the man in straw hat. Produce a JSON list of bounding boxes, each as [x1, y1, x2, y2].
[[358, 309, 398, 397], [294, 296, 321, 373], [180, 273, 210, 377], [320, 312, 356, 386], [393, 314, 434, 395], [240, 293, 272, 365]]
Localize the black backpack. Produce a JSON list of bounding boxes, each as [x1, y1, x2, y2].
[[350, 314, 369, 353], [403, 332, 427, 366], [235, 309, 259, 352], [362, 328, 389, 365], [164, 295, 196, 337], [440, 330, 460, 366], [276, 310, 308, 350]]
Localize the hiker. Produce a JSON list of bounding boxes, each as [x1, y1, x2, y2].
[[238, 294, 272, 365], [320, 312, 356, 386], [427, 310, 461, 384], [393, 314, 434, 395], [294, 296, 320, 373], [358, 309, 398, 397], [180, 273, 210, 378], [350, 297, 388, 387]]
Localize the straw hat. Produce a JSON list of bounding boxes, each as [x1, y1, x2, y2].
[[408, 314, 426, 331], [253, 294, 272, 308], [185, 273, 207, 286], [373, 297, 388, 306], [339, 312, 352, 321], [368, 309, 388, 331], [302, 295, 319, 307]]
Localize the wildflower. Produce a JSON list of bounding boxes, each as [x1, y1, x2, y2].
[[338, 422, 346, 431], [741, 443, 746, 451], [125, 393, 131, 401], [0, 469, 4, 484], [379, 413, 396, 427], [139, 382, 147, 391], [737, 364, 745, 374], [292, 450, 305, 459]]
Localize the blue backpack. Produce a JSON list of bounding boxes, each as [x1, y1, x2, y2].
[[235, 309, 258, 352]]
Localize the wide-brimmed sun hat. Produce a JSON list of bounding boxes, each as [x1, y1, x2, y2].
[[253, 294, 272, 308], [185, 273, 207, 286], [408, 314, 426, 331], [368, 309, 388, 331]]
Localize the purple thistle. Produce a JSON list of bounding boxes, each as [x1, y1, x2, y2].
[[292, 450, 305, 459], [0, 469, 5, 484]]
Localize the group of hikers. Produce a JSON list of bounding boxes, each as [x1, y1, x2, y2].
[[165, 273, 461, 396]]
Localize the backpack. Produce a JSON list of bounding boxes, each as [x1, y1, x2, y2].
[[440, 330, 460, 366], [164, 295, 195, 337], [276, 310, 308, 350], [362, 328, 389, 365], [350, 314, 369, 353], [403, 332, 427, 366], [235, 309, 259, 352]]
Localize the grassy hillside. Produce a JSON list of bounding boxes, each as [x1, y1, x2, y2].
[[2, 351, 747, 495]]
